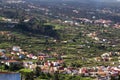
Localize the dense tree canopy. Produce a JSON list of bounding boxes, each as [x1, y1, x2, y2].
[[15, 18, 60, 39]]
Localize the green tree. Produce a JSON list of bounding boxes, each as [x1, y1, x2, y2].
[[19, 69, 34, 80], [35, 66, 41, 77], [54, 71, 59, 80]]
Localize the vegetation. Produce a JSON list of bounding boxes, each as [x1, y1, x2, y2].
[[0, 0, 120, 80], [19, 69, 34, 80]]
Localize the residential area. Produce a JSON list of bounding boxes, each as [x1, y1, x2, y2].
[[0, 0, 120, 80]]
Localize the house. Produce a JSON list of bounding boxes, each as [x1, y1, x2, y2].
[[12, 46, 21, 52], [32, 56, 37, 60], [19, 54, 26, 59], [38, 56, 45, 61], [3, 60, 21, 66], [101, 53, 110, 58], [0, 54, 8, 60], [94, 57, 101, 62], [0, 49, 6, 53], [38, 53, 49, 60], [26, 54, 33, 59], [24, 19, 30, 22]]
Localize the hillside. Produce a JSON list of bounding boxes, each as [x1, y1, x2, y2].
[[0, 1, 120, 80]]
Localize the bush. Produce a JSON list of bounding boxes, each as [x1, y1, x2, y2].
[[19, 69, 34, 80]]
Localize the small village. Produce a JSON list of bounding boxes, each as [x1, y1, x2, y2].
[[0, 14, 120, 80], [0, 45, 120, 80], [0, 0, 120, 80]]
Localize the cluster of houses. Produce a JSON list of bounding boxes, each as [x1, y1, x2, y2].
[[1, 0, 25, 4], [72, 17, 113, 27], [113, 23, 120, 29], [79, 66, 120, 80], [94, 52, 120, 62], [0, 17, 19, 24], [0, 46, 62, 70], [0, 17, 19, 28], [50, 16, 120, 31], [0, 31, 12, 36], [1, 46, 120, 80], [87, 32, 100, 41], [37, 58, 120, 80], [0, 46, 48, 61]]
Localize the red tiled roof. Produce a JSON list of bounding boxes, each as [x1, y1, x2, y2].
[[0, 72, 19, 74], [4, 60, 19, 63]]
